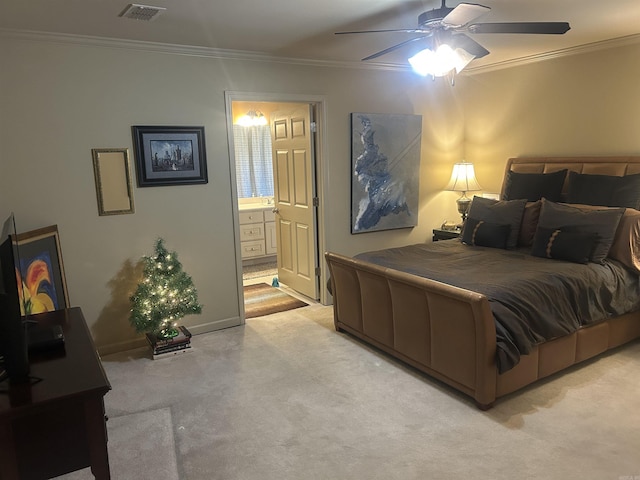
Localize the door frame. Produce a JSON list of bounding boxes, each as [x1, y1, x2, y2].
[[224, 91, 329, 323]]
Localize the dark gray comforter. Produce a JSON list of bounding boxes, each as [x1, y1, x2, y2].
[[355, 240, 640, 373]]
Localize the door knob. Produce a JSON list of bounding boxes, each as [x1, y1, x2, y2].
[[272, 208, 279, 214]]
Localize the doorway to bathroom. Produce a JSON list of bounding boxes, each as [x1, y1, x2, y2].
[[225, 92, 325, 319]]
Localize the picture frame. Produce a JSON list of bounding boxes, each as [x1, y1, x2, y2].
[[132, 125, 208, 187], [91, 148, 135, 216], [351, 112, 422, 234], [12, 225, 69, 315]]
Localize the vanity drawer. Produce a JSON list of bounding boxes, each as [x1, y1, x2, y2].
[[241, 240, 266, 258], [240, 223, 265, 242], [239, 211, 264, 224]]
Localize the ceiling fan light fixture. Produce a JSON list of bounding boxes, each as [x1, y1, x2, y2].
[[451, 47, 475, 73], [409, 44, 475, 77]]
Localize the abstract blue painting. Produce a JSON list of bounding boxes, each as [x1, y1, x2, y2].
[[351, 113, 422, 233]]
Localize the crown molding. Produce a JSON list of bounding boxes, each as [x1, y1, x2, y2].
[[0, 28, 407, 73], [464, 33, 640, 75], [3, 28, 640, 77]]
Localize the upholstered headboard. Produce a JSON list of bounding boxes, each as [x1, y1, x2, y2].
[[501, 156, 640, 199]]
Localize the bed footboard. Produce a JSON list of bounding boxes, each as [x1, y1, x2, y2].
[[325, 251, 499, 407], [326, 251, 640, 408]]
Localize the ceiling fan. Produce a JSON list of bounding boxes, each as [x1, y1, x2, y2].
[[335, 0, 570, 75]]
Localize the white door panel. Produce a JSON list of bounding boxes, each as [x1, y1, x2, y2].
[[272, 106, 318, 299]]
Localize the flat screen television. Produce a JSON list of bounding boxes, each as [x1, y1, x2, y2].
[[0, 213, 30, 384]]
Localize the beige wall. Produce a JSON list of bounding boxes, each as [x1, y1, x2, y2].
[[457, 41, 640, 194], [0, 34, 461, 354]]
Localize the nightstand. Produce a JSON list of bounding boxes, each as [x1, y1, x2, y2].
[[432, 228, 462, 241]]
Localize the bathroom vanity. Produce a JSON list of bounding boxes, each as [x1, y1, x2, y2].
[[238, 201, 276, 260]]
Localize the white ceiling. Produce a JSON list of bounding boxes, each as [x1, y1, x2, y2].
[[2, 0, 640, 71]]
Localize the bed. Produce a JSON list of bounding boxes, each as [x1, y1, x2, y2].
[[325, 156, 640, 409]]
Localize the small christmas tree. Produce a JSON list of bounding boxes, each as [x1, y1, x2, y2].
[[129, 238, 202, 339]]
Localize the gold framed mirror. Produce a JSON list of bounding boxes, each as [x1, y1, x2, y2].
[[91, 148, 135, 216]]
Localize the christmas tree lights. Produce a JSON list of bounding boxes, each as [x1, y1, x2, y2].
[[129, 238, 202, 339]]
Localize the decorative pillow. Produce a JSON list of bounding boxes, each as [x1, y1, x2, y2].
[[566, 171, 640, 209], [532, 226, 597, 264], [536, 199, 625, 263], [461, 218, 511, 249], [600, 207, 640, 273], [464, 196, 527, 249], [518, 200, 542, 247], [503, 169, 568, 202]]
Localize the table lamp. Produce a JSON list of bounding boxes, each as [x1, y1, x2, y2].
[[445, 162, 482, 227]]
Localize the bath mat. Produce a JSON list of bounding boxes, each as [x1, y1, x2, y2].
[[244, 283, 308, 318]]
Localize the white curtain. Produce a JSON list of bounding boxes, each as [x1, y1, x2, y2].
[[233, 124, 274, 198]]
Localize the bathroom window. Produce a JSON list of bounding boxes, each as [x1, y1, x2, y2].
[[233, 124, 274, 198]]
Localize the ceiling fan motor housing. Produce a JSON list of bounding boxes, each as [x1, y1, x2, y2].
[[418, 7, 454, 28]]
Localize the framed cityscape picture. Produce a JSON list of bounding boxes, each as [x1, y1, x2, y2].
[[132, 125, 208, 187]]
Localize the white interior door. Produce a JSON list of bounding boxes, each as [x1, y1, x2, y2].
[[271, 106, 319, 300]]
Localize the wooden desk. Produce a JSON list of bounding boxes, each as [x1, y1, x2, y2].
[[0, 307, 111, 480]]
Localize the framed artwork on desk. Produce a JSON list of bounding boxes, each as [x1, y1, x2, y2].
[[12, 225, 69, 315]]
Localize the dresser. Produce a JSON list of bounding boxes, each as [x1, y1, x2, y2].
[[0, 307, 111, 479], [239, 207, 276, 260]]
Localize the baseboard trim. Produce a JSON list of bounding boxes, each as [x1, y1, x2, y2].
[[97, 317, 242, 356]]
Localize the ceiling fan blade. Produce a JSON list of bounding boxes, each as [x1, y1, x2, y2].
[[362, 36, 430, 61], [335, 28, 429, 35], [469, 22, 571, 34], [450, 33, 490, 58], [443, 3, 490, 28]]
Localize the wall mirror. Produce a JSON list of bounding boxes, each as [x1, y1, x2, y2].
[[91, 148, 135, 216]]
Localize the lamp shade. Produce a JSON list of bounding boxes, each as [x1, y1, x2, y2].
[[445, 162, 482, 192]]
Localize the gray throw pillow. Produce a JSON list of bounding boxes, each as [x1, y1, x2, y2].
[[532, 226, 597, 264], [463, 196, 527, 249], [536, 199, 625, 263], [461, 218, 511, 249]]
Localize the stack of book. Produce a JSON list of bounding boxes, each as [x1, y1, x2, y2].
[[145, 326, 192, 359]]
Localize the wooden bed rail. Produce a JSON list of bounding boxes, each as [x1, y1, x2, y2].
[[325, 251, 498, 407]]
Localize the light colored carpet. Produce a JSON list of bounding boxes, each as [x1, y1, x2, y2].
[[57, 409, 178, 479], [58, 304, 640, 480]]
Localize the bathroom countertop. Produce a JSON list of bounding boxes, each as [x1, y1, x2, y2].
[[238, 202, 274, 211]]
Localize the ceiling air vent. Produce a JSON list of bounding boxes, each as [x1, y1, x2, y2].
[[119, 4, 166, 21]]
